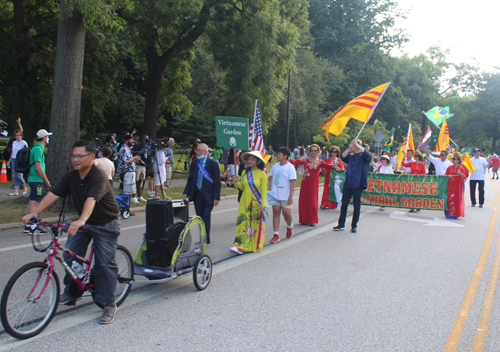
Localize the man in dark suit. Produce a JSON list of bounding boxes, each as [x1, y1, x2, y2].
[[182, 143, 221, 244]]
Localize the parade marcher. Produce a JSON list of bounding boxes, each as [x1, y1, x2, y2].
[[94, 147, 115, 189], [321, 146, 344, 209], [119, 135, 141, 204], [230, 151, 267, 254], [377, 154, 394, 211], [400, 149, 415, 173], [425, 146, 452, 176], [470, 148, 490, 208], [333, 139, 371, 233], [268, 147, 296, 244], [266, 145, 275, 169], [445, 153, 467, 219], [402, 150, 426, 212], [227, 148, 239, 188], [183, 143, 221, 244], [289, 144, 333, 226], [491, 154, 499, 179], [23, 141, 121, 324], [190, 139, 201, 161], [7, 128, 28, 196], [391, 152, 398, 173], [24, 129, 52, 233]]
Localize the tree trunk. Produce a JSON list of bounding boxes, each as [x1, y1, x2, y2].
[[143, 45, 168, 140], [46, 0, 86, 184]]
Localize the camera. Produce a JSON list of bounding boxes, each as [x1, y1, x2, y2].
[[95, 138, 104, 149], [0, 119, 8, 137], [146, 137, 167, 151], [182, 140, 190, 149]]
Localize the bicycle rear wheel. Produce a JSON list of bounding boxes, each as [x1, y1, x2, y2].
[[92, 245, 134, 308], [1, 262, 60, 339]]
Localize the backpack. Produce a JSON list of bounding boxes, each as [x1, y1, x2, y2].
[[15, 145, 43, 174]]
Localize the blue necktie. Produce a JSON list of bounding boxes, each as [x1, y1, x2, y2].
[[197, 163, 203, 189]]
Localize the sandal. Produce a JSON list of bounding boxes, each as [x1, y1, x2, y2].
[[409, 209, 415, 213]]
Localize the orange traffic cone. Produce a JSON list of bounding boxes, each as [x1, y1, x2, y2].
[[0, 161, 7, 183]]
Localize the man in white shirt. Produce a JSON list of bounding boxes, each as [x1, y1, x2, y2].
[[470, 148, 490, 208], [425, 146, 452, 175], [391, 152, 398, 173], [268, 147, 296, 243]]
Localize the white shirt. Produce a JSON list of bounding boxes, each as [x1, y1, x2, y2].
[[269, 162, 296, 201], [11, 140, 28, 159], [378, 165, 394, 174], [470, 157, 489, 180], [428, 155, 452, 175], [391, 156, 398, 171], [94, 158, 115, 180]]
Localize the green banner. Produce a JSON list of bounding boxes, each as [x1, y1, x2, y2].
[[329, 170, 448, 210], [215, 116, 249, 149]]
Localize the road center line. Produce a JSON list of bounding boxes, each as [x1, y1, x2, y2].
[[442, 178, 499, 351]]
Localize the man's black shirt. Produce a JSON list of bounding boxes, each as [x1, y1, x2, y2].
[[51, 165, 119, 225]]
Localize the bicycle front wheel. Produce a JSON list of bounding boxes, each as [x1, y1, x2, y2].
[[93, 245, 134, 308], [1, 262, 60, 339]]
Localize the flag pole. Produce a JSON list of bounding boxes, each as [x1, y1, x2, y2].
[[355, 82, 391, 140], [250, 99, 258, 150], [406, 124, 411, 152], [421, 111, 459, 148]]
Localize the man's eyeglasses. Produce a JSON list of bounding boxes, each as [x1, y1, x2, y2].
[[452, 157, 459, 160], [440, 154, 447, 156], [71, 154, 91, 160], [310, 149, 319, 152]]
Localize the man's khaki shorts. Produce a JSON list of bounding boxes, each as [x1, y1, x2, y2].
[[136, 165, 146, 181]]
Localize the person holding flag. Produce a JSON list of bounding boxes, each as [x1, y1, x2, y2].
[[396, 124, 415, 173], [444, 153, 467, 219], [469, 149, 489, 207], [230, 151, 267, 255], [425, 146, 452, 176]]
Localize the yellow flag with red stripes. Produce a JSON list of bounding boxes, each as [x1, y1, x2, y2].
[[462, 152, 476, 173], [322, 82, 390, 140]]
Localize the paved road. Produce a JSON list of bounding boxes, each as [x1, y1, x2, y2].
[[2, 178, 500, 351]]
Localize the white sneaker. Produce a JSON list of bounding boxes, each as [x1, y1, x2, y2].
[[230, 246, 243, 255], [139, 196, 147, 202], [148, 191, 154, 197], [130, 197, 140, 204]]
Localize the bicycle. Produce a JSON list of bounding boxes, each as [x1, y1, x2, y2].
[[0, 217, 134, 339]]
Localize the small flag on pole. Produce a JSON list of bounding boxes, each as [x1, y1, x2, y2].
[[463, 152, 476, 173], [418, 128, 432, 151], [424, 106, 454, 126], [435, 119, 450, 152], [249, 100, 271, 163], [382, 128, 394, 150]]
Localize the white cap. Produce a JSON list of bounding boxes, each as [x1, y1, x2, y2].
[[36, 129, 53, 138]]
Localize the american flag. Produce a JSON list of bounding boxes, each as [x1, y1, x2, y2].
[[249, 100, 264, 152]]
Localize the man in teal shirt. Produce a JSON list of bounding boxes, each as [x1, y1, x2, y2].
[[24, 129, 52, 233]]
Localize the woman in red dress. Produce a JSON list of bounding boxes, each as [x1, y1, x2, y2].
[[445, 153, 466, 219], [290, 144, 332, 226], [321, 146, 344, 209], [402, 150, 427, 212]]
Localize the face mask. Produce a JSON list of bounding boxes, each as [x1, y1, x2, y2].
[[46, 137, 50, 144], [196, 154, 205, 160]]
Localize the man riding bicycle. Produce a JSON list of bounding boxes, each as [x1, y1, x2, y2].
[[23, 141, 121, 324]]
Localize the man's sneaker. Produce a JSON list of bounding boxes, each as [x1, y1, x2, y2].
[[99, 305, 117, 324], [59, 293, 82, 306], [130, 197, 140, 204], [351, 228, 357, 233], [148, 190, 155, 197], [479, 204, 483, 208], [270, 235, 280, 243], [471, 204, 476, 207], [286, 225, 293, 239], [333, 225, 345, 231], [23, 225, 32, 234], [230, 246, 243, 255], [139, 196, 147, 202]]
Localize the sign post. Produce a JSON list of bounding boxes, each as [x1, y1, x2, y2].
[[215, 116, 249, 149], [373, 131, 385, 156]]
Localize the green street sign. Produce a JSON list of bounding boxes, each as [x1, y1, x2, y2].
[[215, 116, 249, 149]]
